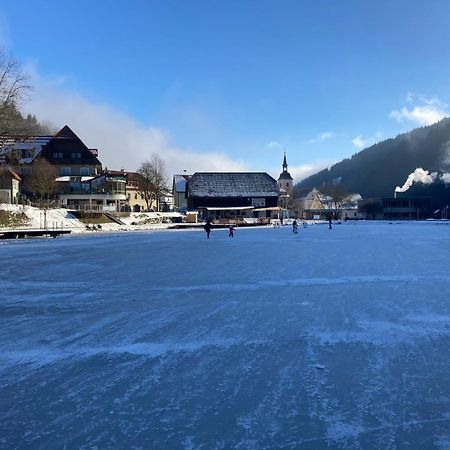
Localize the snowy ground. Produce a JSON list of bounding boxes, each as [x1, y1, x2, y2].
[[0, 204, 175, 233], [0, 203, 85, 231], [1, 222, 450, 449]]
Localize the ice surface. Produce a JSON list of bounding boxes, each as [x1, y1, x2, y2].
[[1, 222, 450, 448]]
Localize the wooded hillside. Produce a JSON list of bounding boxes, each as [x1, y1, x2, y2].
[[295, 118, 450, 198]]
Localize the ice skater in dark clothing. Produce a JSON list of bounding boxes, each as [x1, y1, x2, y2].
[[204, 219, 212, 238], [292, 220, 298, 234], [328, 214, 332, 229], [228, 224, 235, 237]]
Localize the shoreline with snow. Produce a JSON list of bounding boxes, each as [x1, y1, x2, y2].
[[2, 203, 449, 240], [0, 203, 182, 235]]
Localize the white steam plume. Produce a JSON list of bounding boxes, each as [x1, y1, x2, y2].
[[395, 168, 438, 193], [441, 173, 450, 184]]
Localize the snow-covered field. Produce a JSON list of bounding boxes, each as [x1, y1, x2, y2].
[[1, 222, 450, 449]]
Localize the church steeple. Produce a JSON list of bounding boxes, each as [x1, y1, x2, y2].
[[279, 152, 292, 180], [277, 152, 294, 199], [282, 152, 288, 172]]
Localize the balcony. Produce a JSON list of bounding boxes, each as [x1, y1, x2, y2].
[[62, 204, 118, 212]]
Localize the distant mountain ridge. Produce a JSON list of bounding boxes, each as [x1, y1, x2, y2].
[[295, 118, 450, 198]]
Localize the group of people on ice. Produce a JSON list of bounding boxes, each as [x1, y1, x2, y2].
[[204, 215, 333, 238], [203, 220, 235, 239]]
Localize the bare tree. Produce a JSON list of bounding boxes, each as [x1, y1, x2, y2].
[[0, 49, 31, 137], [24, 159, 58, 207], [278, 192, 295, 217], [138, 154, 168, 211], [319, 183, 352, 219]]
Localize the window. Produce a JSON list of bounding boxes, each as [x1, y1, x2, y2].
[[252, 198, 265, 207], [71, 152, 81, 159], [61, 167, 71, 176], [80, 167, 90, 176], [52, 152, 63, 159], [134, 193, 138, 199]]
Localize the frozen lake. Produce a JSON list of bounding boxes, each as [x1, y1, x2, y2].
[[1, 222, 450, 448]]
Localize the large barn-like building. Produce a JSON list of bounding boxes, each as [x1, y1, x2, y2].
[[186, 172, 280, 222]]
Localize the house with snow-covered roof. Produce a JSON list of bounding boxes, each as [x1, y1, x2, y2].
[[186, 172, 280, 222], [295, 187, 364, 220], [0, 125, 102, 177], [0, 126, 129, 212], [32, 125, 102, 177]]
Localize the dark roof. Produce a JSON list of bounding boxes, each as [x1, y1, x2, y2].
[[39, 125, 102, 166], [278, 171, 293, 180], [105, 169, 126, 176], [54, 125, 80, 140], [188, 172, 279, 198], [126, 171, 145, 182]]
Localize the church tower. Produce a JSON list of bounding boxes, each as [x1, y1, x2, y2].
[[277, 152, 293, 199]]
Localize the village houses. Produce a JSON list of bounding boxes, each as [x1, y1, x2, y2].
[[0, 127, 371, 222]]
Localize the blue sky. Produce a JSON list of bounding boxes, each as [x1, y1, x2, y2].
[[1, 0, 450, 179]]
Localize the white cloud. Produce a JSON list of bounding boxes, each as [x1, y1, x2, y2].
[[390, 106, 446, 126], [390, 94, 448, 126], [266, 140, 284, 150], [351, 135, 366, 149], [351, 132, 382, 150], [307, 131, 335, 144], [24, 67, 248, 176]]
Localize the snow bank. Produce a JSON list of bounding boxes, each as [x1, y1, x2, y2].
[[0, 204, 178, 233], [0, 203, 85, 230]]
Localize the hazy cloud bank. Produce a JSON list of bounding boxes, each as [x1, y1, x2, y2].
[[24, 68, 248, 176], [20, 65, 338, 185]]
